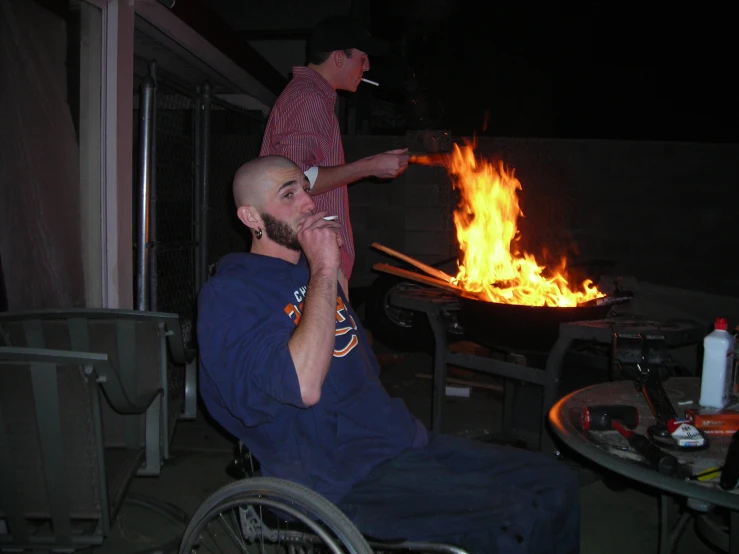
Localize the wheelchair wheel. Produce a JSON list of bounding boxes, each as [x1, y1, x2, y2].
[[179, 477, 372, 554]]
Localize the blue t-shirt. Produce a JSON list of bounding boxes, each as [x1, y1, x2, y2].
[[197, 252, 428, 503]]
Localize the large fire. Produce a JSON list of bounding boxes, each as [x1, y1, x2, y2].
[[444, 142, 605, 307]]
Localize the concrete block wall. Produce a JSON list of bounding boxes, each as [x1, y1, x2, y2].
[[344, 133, 457, 286], [343, 134, 739, 298], [471, 137, 739, 297]]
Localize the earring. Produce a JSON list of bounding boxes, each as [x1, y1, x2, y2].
[[255, 228, 263, 240]]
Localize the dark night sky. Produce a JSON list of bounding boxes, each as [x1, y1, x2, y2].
[[366, 1, 737, 142]]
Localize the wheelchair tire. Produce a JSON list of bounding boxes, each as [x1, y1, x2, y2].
[[179, 476, 372, 554]]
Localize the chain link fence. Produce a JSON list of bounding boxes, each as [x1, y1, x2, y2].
[[206, 99, 265, 270], [132, 67, 265, 345], [151, 80, 198, 342]]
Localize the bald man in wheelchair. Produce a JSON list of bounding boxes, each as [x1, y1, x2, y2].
[[196, 155, 580, 554]]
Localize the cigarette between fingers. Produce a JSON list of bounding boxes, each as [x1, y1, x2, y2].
[[323, 215, 339, 221]]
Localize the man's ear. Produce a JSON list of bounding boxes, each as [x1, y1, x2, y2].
[[237, 206, 260, 230], [333, 49, 345, 68]]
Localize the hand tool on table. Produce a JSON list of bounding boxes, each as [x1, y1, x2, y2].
[[581, 404, 680, 476], [689, 466, 723, 482], [611, 332, 707, 451]]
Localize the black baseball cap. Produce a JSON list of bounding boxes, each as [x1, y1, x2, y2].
[[309, 15, 390, 56]]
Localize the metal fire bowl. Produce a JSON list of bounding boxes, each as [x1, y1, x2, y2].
[[457, 295, 625, 353]]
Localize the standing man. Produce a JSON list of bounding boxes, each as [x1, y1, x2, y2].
[[260, 14, 410, 298]]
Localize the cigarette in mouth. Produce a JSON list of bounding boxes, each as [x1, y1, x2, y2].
[[323, 215, 339, 221], [361, 78, 379, 86]]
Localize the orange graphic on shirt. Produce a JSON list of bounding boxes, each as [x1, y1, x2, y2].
[[283, 295, 359, 357], [333, 296, 358, 357]]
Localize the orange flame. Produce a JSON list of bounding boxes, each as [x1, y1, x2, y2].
[[447, 141, 605, 307]]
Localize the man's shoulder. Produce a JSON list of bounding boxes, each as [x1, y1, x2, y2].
[[199, 253, 301, 305], [276, 79, 323, 105], [199, 254, 258, 300], [274, 69, 331, 105]]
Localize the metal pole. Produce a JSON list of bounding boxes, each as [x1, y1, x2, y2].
[[136, 75, 155, 311], [148, 61, 158, 311], [199, 80, 212, 289], [192, 85, 202, 297]]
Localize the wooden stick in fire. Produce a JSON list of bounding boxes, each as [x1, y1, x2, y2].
[[371, 242, 456, 284], [408, 153, 450, 166], [373, 263, 467, 295]]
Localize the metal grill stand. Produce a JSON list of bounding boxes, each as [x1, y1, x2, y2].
[[390, 288, 706, 455]]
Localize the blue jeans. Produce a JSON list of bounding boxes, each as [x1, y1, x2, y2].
[[337, 433, 580, 554]]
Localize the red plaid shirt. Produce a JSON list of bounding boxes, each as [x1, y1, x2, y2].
[[260, 67, 355, 280]]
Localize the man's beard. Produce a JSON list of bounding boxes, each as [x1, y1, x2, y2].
[[260, 212, 301, 252]]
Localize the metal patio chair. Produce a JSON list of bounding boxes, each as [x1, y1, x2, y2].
[[0, 308, 197, 476], [0, 346, 186, 552]]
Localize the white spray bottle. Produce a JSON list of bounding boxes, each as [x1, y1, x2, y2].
[[699, 317, 736, 409]]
